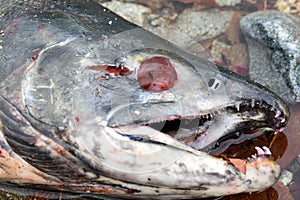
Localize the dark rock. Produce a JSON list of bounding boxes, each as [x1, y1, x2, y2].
[[240, 10, 300, 103]]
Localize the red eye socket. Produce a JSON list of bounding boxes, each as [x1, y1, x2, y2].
[[137, 56, 178, 92]]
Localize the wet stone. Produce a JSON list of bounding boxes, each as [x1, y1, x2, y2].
[[167, 8, 234, 41], [278, 169, 293, 186], [240, 10, 300, 103], [101, 0, 152, 27]]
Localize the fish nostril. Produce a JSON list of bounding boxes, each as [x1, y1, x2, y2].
[[137, 56, 178, 92], [208, 78, 221, 90]]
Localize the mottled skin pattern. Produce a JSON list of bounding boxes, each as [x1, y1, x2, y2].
[[0, 0, 289, 199]]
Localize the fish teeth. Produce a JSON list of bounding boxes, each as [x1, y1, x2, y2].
[[262, 146, 272, 155], [235, 103, 240, 111], [275, 110, 281, 118], [241, 147, 273, 162], [199, 113, 214, 120], [255, 146, 265, 156], [271, 100, 276, 111], [274, 125, 285, 134], [255, 146, 272, 156], [279, 127, 285, 132], [251, 99, 255, 108]]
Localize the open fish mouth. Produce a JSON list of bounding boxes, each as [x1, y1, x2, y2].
[[109, 96, 288, 159], [207, 99, 287, 155]]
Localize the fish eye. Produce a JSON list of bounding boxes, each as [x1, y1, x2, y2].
[[137, 56, 178, 92], [208, 78, 221, 90]]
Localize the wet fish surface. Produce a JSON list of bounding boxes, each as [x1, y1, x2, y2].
[[0, 0, 290, 199]]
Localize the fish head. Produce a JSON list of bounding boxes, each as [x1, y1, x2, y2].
[[85, 38, 289, 154], [65, 31, 289, 196]]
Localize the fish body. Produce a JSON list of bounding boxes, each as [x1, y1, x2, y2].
[[0, 0, 289, 199]]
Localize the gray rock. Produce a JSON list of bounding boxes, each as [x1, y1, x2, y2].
[[215, 0, 241, 6], [101, 0, 153, 27], [167, 8, 234, 41], [241, 10, 300, 103], [278, 169, 293, 186]]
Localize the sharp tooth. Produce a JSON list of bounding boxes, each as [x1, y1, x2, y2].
[[281, 118, 286, 123], [275, 110, 281, 118], [255, 146, 265, 156], [251, 99, 255, 108], [271, 100, 275, 111], [262, 146, 272, 155], [258, 99, 263, 107], [247, 157, 254, 162], [279, 127, 285, 132], [210, 113, 213, 118], [235, 103, 240, 111]]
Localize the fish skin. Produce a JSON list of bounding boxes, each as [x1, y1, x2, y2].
[[0, 0, 289, 199]]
